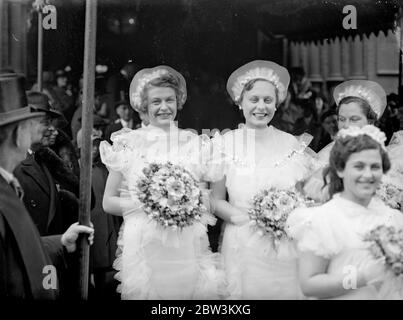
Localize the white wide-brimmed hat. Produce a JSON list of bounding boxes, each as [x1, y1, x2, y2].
[[333, 80, 387, 119], [129, 65, 187, 111], [226, 60, 290, 104]]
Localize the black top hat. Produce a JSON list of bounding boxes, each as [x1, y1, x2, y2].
[[0, 72, 46, 127]]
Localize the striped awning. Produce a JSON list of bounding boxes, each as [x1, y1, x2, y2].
[[238, 0, 401, 42]]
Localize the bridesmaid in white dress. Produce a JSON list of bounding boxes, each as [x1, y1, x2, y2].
[[383, 130, 403, 212], [303, 80, 388, 203], [209, 60, 317, 299], [288, 125, 403, 299], [100, 66, 224, 299]]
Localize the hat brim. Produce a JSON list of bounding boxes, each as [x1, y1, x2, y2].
[[32, 106, 68, 128], [0, 107, 46, 127]]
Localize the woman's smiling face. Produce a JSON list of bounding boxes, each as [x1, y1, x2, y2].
[[146, 86, 177, 128], [240, 80, 277, 129], [338, 148, 383, 205], [337, 102, 369, 130]]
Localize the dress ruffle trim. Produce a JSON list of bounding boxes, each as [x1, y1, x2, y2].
[[286, 206, 343, 259], [113, 211, 227, 299], [208, 128, 318, 184], [222, 223, 301, 300]]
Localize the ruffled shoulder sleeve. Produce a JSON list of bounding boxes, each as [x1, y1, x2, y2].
[[177, 131, 215, 180], [273, 129, 319, 180], [287, 202, 343, 259], [202, 131, 229, 182], [317, 142, 334, 167], [99, 128, 140, 174], [387, 130, 403, 174]]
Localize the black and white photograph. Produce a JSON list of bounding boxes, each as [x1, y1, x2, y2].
[[1, 0, 403, 309]]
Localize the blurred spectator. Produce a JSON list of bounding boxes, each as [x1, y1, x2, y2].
[[293, 98, 319, 136], [104, 100, 141, 143], [51, 128, 81, 178], [313, 109, 338, 152], [105, 61, 142, 119], [313, 91, 330, 120], [89, 137, 122, 300], [71, 90, 86, 146], [378, 93, 400, 143], [52, 70, 76, 135], [31, 71, 60, 112], [76, 114, 108, 151], [71, 90, 107, 148], [94, 76, 112, 121], [289, 67, 313, 102]]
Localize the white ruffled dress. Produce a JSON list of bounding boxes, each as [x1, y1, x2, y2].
[[384, 130, 403, 199], [100, 125, 225, 300], [287, 194, 403, 299], [210, 126, 317, 299]]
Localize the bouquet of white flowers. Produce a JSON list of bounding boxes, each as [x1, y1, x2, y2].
[[136, 162, 207, 230], [248, 187, 310, 247], [375, 182, 403, 210], [364, 225, 403, 277]]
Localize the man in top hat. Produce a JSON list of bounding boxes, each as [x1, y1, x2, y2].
[[0, 71, 94, 299]]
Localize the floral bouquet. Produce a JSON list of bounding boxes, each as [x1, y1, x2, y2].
[[248, 187, 310, 246], [364, 225, 403, 277], [136, 162, 207, 230], [375, 182, 403, 210]]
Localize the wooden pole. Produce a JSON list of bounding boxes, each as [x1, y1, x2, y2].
[[37, 8, 43, 91], [79, 0, 97, 300]]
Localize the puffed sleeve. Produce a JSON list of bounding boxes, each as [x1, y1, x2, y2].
[[282, 132, 320, 183], [202, 132, 227, 182], [99, 128, 136, 174], [287, 206, 343, 259], [387, 130, 403, 177], [296, 133, 322, 174], [316, 142, 333, 168]]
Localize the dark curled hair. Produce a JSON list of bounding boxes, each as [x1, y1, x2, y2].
[[139, 73, 184, 113], [238, 78, 280, 108], [336, 96, 378, 124], [323, 134, 391, 198]]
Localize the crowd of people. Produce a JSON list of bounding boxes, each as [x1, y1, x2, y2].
[[1, 58, 403, 300]]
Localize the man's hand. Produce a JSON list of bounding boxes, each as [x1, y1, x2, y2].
[[61, 222, 94, 253]]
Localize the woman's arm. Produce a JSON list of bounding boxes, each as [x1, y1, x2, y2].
[[299, 251, 366, 299], [102, 170, 125, 216], [210, 178, 248, 225]]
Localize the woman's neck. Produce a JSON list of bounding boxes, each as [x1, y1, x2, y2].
[[148, 122, 176, 134], [244, 123, 271, 139], [339, 191, 371, 208]]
